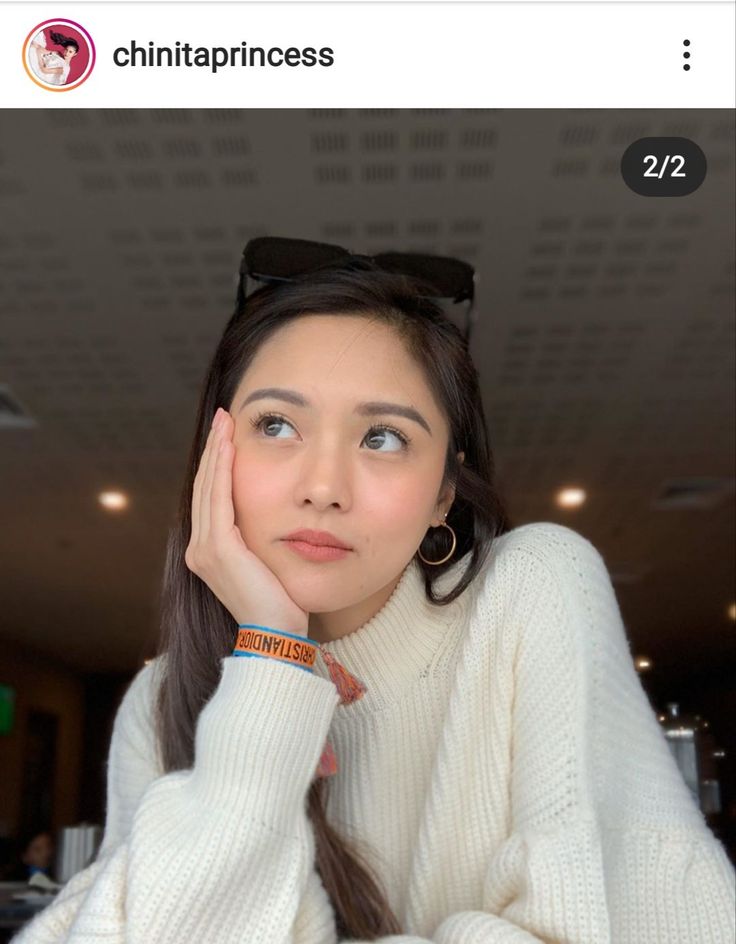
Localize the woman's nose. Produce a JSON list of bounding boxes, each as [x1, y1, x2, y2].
[[297, 445, 351, 509]]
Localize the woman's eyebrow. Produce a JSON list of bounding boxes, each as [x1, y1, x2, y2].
[[239, 387, 432, 436]]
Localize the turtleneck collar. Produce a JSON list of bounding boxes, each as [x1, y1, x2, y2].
[[309, 552, 473, 714]]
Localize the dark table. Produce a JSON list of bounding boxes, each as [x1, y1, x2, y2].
[[0, 883, 57, 942]]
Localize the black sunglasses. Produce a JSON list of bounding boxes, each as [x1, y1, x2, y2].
[[237, 236, 477, 342]]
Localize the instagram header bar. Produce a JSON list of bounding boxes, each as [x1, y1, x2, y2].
[[4, 3, 734, 106]]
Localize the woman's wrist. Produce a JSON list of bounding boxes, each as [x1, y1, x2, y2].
[[233, 624, 317, 674]]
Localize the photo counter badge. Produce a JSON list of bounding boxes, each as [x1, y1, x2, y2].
[[23, 20, 95, 91]]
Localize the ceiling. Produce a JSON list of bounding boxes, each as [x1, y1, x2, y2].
[[0, 108, 733, 704]]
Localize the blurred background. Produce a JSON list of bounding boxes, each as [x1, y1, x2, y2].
[[0, 109, 734, 915]]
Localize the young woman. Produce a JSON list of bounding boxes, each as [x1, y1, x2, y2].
[[14, 239, 735, 943], [29, 30, 79, 86]]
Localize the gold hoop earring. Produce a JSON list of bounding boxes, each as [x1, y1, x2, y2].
[[417, 515, 457, 566]]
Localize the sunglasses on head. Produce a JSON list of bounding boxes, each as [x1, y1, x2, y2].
[[237, 236, 478, 342]]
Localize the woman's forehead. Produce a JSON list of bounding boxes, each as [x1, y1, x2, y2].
[[234, 316, 447, 432], [241, 316, 429, 394]]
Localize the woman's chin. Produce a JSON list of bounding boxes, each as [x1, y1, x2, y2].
[[277, 568, 350, 614]]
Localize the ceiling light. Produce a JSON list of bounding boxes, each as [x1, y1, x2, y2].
[[98, 491, 129, 511], [556, 487, 586, 508]]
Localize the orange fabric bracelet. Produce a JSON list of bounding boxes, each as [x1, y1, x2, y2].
[[234, 624, 317, 672]]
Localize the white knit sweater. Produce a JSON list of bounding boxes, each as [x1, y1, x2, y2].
[[13, 522, 735, 943]]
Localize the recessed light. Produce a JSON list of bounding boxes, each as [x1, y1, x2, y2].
[[98, 491, 129, 511], [556, 487, 586, 508]]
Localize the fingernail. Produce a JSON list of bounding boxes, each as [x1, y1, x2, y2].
[[212, 408, 222, 429]]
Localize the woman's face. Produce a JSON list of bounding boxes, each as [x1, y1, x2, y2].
[[227, 314, 461, 628], [64, 47, 77, 60]]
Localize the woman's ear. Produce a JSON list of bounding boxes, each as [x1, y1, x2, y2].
[[434, 453, 465, 522], [437, 482, 458, 521]]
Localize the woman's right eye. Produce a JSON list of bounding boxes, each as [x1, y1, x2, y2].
[[249, 412, 295, 439]]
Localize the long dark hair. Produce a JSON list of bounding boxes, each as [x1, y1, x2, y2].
[[49, 30, 79, 54], [152, 257, 512, 938]]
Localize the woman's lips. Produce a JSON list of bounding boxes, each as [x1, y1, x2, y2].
[[282, 540, 352, 562], [283, 528, 352, 549]]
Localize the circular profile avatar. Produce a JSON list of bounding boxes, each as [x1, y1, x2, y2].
[[23, 20, 95, 91]]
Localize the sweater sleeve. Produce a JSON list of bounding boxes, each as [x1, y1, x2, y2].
[[11, 655, 342, 944], [341, 525, 736, 944], [465, 523, 736, 944]]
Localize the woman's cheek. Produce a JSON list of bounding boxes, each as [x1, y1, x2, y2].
[[230, 449, 278, 533], [376, 481, 431, 543]]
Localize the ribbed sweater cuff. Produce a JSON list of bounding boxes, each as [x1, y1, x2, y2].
[[189, 656, 340, 831]]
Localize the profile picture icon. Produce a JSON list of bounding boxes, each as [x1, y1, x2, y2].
[[23, 19, 95, 91]]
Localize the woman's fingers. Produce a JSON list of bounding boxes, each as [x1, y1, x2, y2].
[[192, 416, 216, 545], [190, 426, 206, 546], [211, 417, 235, 539], [191, 421, 217, 547], [199, 419, 222, 540], [188, 409, 236, 573]]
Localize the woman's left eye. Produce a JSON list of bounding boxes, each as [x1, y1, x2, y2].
[[363, 425, 410, 452], [249, 412, 410, 452]]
